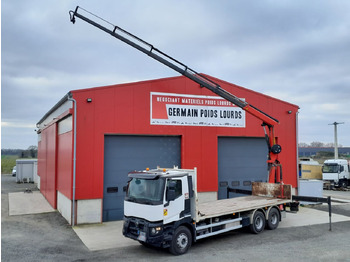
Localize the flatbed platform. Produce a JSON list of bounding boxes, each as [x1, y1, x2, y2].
[[197, 195, 292, 221], [195, 182, 292, 222]]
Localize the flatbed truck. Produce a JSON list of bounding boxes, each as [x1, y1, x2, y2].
[[123, 167, 292, 255]]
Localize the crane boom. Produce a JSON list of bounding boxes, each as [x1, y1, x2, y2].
[[69, 6, 284, 186]]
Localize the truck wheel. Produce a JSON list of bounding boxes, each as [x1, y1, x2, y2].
[[250, 211, 265, 234], [266, 208, 280, 230], [339, 180, 348, 189], [169, 226, 192, 255]]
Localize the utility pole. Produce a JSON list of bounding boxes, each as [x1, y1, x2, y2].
[[328, 122, 344, 159]]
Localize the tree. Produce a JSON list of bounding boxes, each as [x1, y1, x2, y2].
[[27, 145, 38, 158], [298, 142, 308, 148], [310, 141, 325, 148], [324, 143, 334, 147]]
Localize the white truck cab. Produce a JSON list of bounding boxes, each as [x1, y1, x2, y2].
[[322, 159, 350, 188], [123, 168, 194, 225], [123, 168, 196, 254]]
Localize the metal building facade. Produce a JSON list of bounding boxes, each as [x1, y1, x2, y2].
[[37, 75, 299, 224]]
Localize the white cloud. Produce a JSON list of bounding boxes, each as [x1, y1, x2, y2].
[[1, 122, 36, 129]]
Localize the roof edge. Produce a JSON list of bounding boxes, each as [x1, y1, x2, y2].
[[36, 92, 72, 126]]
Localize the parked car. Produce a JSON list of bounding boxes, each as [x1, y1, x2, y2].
[[12, 166, 16, 177]]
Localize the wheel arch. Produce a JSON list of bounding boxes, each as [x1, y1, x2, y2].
[[173, 217, 195, 243], [248, 208, 266, 224]]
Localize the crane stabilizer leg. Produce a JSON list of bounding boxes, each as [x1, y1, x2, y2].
[[69, 6, 284, 186]]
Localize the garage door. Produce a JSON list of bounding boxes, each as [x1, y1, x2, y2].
[[218, 137, 268, 199], [103, 135, 181, 221]]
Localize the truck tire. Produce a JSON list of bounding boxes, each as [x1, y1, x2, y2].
[[339, 179, 348, 189], [169, 226, 192, 255], [250, 210, 265, 234], [266, 208, 280, 230]]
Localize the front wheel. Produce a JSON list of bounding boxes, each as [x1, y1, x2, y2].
[[250, 210, 265, 234], [339, 179, 348, 189], [169, 226, 192, 255]]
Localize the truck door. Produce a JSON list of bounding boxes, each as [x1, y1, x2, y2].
[[163, 177, 187, 224]]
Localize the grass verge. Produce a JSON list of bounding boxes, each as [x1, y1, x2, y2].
[[1, 155, 17, 174]]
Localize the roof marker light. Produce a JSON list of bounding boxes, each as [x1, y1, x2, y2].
[[146, 168, 150, 171]]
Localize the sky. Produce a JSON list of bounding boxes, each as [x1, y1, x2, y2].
[[1, 0, 350, 149]]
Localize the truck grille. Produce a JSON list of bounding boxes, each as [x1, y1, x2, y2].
[[128, 218, 146, 236]]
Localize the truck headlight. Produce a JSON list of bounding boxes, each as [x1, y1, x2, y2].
[[150, 226, 162, 236]]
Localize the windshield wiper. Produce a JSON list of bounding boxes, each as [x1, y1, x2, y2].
[[127, 196, 161, 205], [126, 196, 137, 203]]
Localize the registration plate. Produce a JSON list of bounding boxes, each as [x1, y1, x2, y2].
[[137, 231, 146, 242]]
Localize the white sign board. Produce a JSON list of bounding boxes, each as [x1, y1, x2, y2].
[[150, 92, 245, 127]]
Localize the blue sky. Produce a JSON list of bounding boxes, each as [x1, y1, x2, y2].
[[2, 0, 350, 148]]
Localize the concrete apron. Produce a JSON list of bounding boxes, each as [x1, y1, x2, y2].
[[8, 191, 137, 251], [8, 191, 55, 215], [73, 221, 138, 251], [279, 205, 350, 228], [8, 191, 350, 252]]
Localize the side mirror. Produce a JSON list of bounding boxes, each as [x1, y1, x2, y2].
[[166, 188, 176, 202]]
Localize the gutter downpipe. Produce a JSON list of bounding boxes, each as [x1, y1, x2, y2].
[[296, 110, 300, 194], [68, 95, 77, 226]]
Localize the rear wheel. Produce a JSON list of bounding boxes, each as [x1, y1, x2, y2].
[[169, 226, 192, 255], [266, 208, 280, 230], [250, 210, 265, 234]]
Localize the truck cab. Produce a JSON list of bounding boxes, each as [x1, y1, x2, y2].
[[322, 159, 350, 188], [123, 168, 196, 253]]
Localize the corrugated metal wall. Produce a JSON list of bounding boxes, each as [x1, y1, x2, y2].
[[38, 124, 57, 208], [37, 75, 299, 217]]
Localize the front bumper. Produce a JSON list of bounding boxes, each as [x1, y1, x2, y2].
[[123, 217, 172, 248], [323, 180, 338, 186]]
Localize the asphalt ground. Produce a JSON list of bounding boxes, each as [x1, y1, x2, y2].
[[2, 173, 350, 262]]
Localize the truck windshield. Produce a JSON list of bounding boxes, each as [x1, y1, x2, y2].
[[125, 177, 165, 205], [322, 164, 339, 173]]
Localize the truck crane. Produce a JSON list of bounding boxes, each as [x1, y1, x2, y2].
[[69, 6, 284, 186]]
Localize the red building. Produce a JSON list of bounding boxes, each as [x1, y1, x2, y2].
[[37, 75, 299, 225]]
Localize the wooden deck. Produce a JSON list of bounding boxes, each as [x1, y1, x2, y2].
[[197, 195, 292, 221]]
